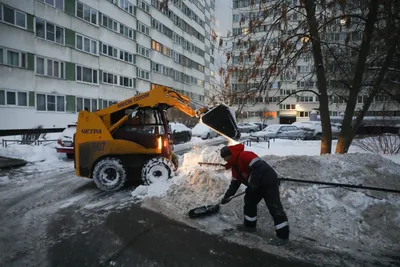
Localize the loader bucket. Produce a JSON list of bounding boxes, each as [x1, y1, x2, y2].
[[201, 104, 241, 141]]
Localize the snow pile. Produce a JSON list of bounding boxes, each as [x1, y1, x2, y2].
[[0, 140, 71, 178], [1, 143, 60, 164], [133, 144, 400, 265], [131, 146, 231, 204]]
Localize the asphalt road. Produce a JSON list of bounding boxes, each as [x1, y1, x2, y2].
[[0, 169, 317, 267], [47, 204, 316, 267]]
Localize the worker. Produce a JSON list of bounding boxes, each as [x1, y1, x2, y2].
[[219, 144, 290, 246]]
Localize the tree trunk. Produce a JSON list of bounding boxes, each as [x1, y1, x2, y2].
[[304, 0, 332, 154], [343, 28, 399, 152], [335, 0, 379, 154]]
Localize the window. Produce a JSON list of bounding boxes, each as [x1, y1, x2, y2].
[[0, 90, 4, 105], [36, 93, 65, 111], [76, 1, 97, 25], [137, 68, 150, 80], [151, 40, 161, 52], [299, 111, 310, 118], [102, 44, 133, 64], [119, 75, 133, 88], [57, 95, 65, 111], [6, 91, 16, 105], [36, 94, 46, 110], [76, 65, 98, 84], [38, 0, 64, 10], [1, 48, 26, 68], [137, 0, 150, 12], [137, 44, 150, 58], [35, 18, 64, 44], [76, 97, 98, 112], [101, 14, 118, 32], [102, 71, 118, 85], [91, 99, 97, 112], [137, 21, 150, 35], [47, 95, 56, 111], [119, 0, 134, 15], [102, 71, 135, 88], [0, 90, 29, 106], [120, 24, 134, 39], [7, 50, 19, 67], [76, 34, 98, 55], [100, 14, 134, 40], [1, 5, 27, 28], [35, 56, 64, 78], [280, 104, 297, 110]]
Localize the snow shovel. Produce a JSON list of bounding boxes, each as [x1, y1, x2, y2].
[[188, 191, 246, 219]]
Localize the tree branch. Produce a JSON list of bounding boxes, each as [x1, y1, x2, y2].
[[277, 89, 320, 105]]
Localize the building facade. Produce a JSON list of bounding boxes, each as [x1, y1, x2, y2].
[[0, 0, 216, 129], [230, 0, 400, 125]]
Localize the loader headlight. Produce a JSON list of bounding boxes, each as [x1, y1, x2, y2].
[[157, 136, 162, 150]]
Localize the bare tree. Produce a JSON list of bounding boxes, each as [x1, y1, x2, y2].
[[204, 77, 263, 118], [216, 0, 400, 154]]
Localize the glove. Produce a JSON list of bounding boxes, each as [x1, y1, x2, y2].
[[221, 197, 231, 204]]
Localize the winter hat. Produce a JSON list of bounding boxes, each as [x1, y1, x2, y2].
[[220, 146, 232, 158]]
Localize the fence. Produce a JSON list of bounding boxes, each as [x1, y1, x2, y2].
[[0, 128, 65, 137], [2, 139, 58, 148], [240, 136, 275, 148]]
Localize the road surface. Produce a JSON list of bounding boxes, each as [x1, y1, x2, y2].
[[0, 168, 316, 267]]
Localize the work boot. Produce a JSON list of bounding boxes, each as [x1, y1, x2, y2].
[[268, 237, 289, 246], [236, 224, 257, 233]]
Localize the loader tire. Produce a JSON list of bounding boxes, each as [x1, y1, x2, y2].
[[141, 157, 175, 185], [92, 157, 127, 191]]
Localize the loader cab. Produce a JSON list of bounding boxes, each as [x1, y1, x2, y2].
[[113, 107, 170, 154]]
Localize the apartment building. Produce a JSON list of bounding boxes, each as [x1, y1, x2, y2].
[[0, 0, 216, 129], [230, 0, 400, 124]]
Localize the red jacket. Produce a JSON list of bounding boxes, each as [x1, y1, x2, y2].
[[224, 144, 259, 182]]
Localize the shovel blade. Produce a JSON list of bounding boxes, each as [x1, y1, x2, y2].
[[201, 104, 241, 141], [188, 204, 220, 218]]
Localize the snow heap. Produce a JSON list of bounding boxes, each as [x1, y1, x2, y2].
[[131, 145, 400, 266], [131, 145, 231, 205]]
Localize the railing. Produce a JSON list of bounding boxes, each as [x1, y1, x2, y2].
[[241, 135, 275, 148], [0, 128, 65, 137], [2, 139, 58, 148]]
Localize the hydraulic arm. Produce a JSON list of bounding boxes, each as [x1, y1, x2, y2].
[[95, 85, 241, 141]]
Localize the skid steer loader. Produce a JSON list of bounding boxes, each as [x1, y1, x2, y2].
[[74, 85, 241, 191]]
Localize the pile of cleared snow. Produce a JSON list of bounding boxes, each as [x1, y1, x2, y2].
[[0, 141, 71, 175], [0, 143, 59, 163], [131, 146, 231, 205], [132, 145, 400, 265]]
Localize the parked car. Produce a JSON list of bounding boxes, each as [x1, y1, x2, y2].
[[253, 124, 306, 140], [292, 121, 341, 139], [252, 122, 268, 131], [237, 122, 260, 133], [192, 123, 218, 139], [56, 123, 77, 159], [169, 122, 192, 144]]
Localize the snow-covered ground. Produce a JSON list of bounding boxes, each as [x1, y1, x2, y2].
[[1, 134, 400, 266], [131, 139, 400, 266]]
